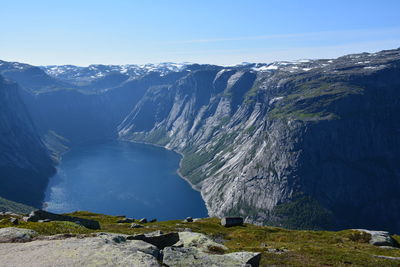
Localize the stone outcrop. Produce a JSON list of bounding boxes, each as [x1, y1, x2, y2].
[[0, 228, 261, 266], [355, 229, 398, 247], [25, 210, 100, 230], [0, 227, 38, 243]]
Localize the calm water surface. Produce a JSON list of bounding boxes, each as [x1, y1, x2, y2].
[[44, 141, 208, 220]]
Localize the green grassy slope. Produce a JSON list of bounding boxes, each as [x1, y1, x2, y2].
[[1, 211, 400, 266]]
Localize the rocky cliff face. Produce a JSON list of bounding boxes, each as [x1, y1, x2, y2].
[[21, 71, 189, 145], [0, 76, 55, 207], [118, 49, 400, 232]]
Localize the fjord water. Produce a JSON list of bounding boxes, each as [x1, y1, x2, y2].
[[44, 141, 208, 220]]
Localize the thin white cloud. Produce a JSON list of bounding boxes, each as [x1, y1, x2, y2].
[[162, 27, 400, 45]]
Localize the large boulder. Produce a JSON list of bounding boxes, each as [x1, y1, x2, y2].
[[178, 231, 227, 253], [0, 227, 38, 243], [0, 233, 160, 266], [127, 231, 179, 249], [221, 217, 244, 227], [163, 247, 261, 267], [25, 210, 100, 230], [355, 229, 397, 246]]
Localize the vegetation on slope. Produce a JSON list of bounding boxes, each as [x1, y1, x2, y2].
[[1, 211, 400, 266]]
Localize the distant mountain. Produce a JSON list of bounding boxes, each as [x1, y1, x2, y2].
[[0, 60, 70, 92], [40, 63, 188, 88], [1, 48, 399, 232]]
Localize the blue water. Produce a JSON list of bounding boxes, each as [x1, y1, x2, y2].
[[44, 141, 208, 220]]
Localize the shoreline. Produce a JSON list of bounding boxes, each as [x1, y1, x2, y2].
[[45, 137, 210, 217]]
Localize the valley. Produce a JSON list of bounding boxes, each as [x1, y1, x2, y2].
[[0, 48, 400, 232]]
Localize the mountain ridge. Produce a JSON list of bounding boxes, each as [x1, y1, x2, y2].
[[0, 48, 399, 232]]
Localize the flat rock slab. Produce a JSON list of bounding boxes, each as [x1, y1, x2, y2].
[[26, 210, 100, 230], [0, 233, 160, 267], [128, 231, 179, 249], [0, 227, 38, 243], [355, 229, 397, 247], [163, 247, 261, 267]]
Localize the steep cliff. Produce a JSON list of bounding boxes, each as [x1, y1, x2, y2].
[[0, 76, 55, 207], [118, 49, 400, 232]]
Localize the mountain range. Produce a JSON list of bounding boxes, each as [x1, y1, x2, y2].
[[0, 48, 399, 232]]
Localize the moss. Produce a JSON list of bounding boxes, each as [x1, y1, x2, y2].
[[269, 80, 364, 121]]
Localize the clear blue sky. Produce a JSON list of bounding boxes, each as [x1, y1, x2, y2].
[[1, 0, 400, 66]]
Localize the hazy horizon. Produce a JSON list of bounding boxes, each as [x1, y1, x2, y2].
[[2, 0, 400, 66]]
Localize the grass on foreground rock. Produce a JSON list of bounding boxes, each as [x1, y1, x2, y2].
[[1, 211, 400, 267]]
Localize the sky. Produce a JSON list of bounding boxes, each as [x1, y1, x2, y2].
[[1, 0, 400, 66]]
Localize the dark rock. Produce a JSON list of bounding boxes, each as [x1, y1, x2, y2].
[[26, 210, 100, 230], [9, 218, 18, 225], [117, 218, 134, 223], [139, 218, 147, 223], [127, 231, 179, 249], [130, 223, 144, 228], [221, 217, 244, 227], [184, 217, 193, 222], [149, 219, 157, 223]]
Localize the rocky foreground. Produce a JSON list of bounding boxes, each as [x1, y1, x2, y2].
[[1, 210, 400, 266]]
